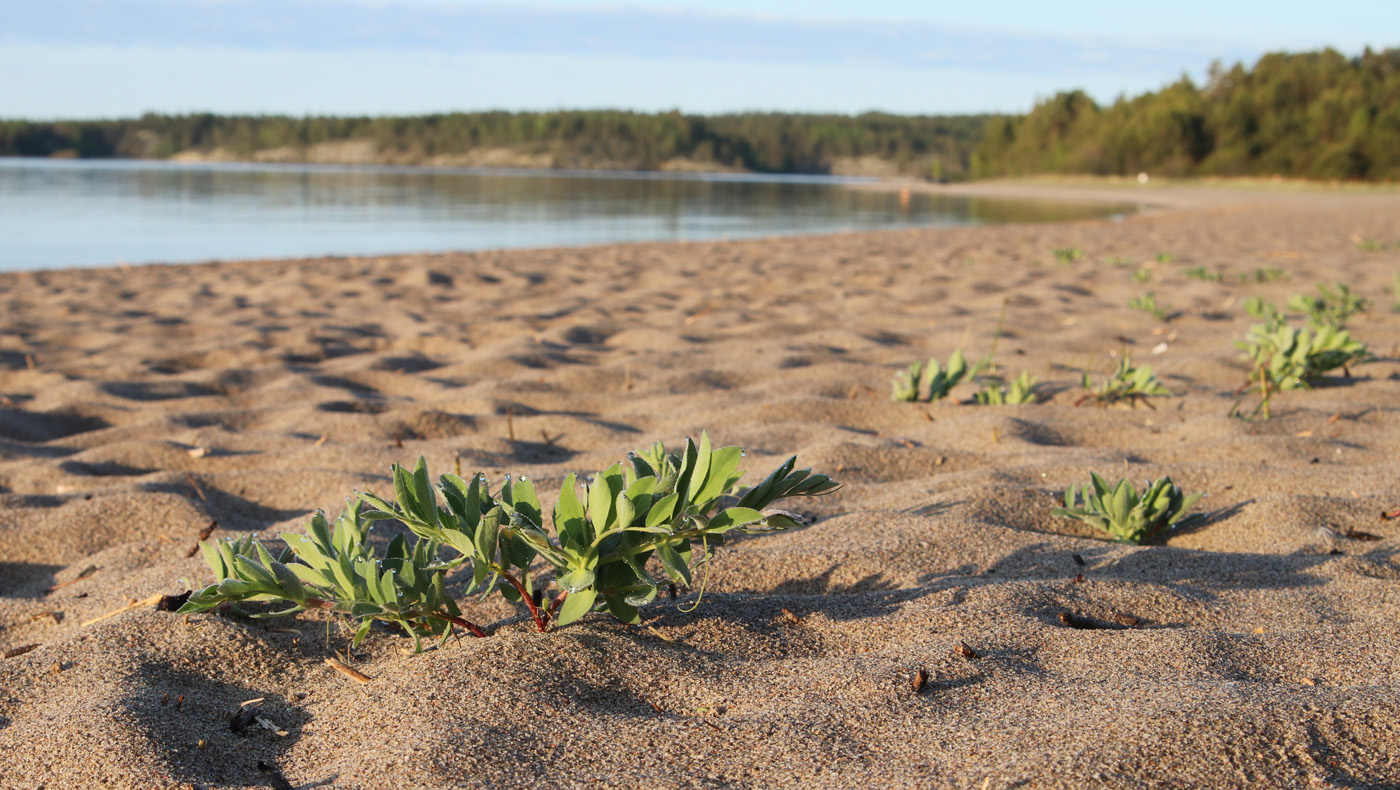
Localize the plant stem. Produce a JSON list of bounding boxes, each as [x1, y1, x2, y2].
[[547, 590, 569, 618], [303, 596, 488, 639], [1259, 365, 1272, 420], [498, 569, 549, 632]]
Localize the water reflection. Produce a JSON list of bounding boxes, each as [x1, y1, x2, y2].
[[0, 159, 1135, 270]]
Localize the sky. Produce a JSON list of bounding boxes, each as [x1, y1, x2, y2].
[[0, 0, 1395, 119]]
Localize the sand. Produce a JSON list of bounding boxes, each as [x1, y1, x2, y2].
[[1, 181, 1398, 789]]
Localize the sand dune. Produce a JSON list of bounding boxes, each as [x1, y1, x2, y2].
[[1, 183, 1398, 789]]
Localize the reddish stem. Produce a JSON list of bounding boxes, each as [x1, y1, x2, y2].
[[547, 590, 569, 619], [1383, 507, 1400, 521], [498, 570, 549, 632], [303, 597, 487, 639]]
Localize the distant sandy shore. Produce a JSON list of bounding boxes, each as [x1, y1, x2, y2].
[[2, 184, 1399, 789]]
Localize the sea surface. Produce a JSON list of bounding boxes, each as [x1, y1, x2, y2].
[[0, 158, 1134, 271]]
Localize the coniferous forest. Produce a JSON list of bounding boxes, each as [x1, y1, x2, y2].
[[2, 48, 1397, 181]]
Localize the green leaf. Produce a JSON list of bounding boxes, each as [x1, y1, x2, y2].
[[602, 594, 641, 624], [411, 456, 439, 527], [588, 464, 623, 533], [378, 567, 398, 607], [690, 431, 714, 503], [281, 533, 328, 571], [216, 578, 257, 597], [553, 588, 598, 627], [694, 445, 742, 509], [331, 554, 358, 597], [232, 555, 279, 592], [656, 541, 692, 585], [198, 540, 224, 578], [708, 507, 766, 532], [512, 477, 543, 528], [352, 618, 373, 646], [270, 561, 307, 601], [288, 563, 331, 589], [558, 566, 596, 593], [555, 473, 589, 550], [475, 506, 502, 568], [392, 463, 421, 523], [645, 492, 680, 528], [614, 490, 637, 531]]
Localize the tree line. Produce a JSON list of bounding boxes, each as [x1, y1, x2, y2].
[[3, 48, 1397, 181], [974, 47, 1400, 181], [0, 110, 990, 179]]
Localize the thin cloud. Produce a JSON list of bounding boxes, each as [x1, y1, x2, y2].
[[2, 1, 1256, 76]]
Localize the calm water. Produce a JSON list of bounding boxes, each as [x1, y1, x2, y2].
[[0, 158, 1133, 271]]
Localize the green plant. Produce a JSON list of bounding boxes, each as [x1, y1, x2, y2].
[[1053, 247, 1085, 264], [1076, 357, 1171, 407], [1244, 296, 1287, 331], [1052, 473, 1203, 543], [1287, 282, 1368, 329], [1183, 266, 1224, 283], [1128, 291, 1168, 320], [1236, 322, 1370, 391], [1105, 256, 1135, 267], [1130, 267, 1153, 284], [1240, 267, 1290, 284], [891, 350, 967, 402], [180, 435, 840, 649], [1232, 295, 1372, 419], [1355, 237, 1388, 252], [973, 371, 1040, 405], [1154, 252, 1176, 264], [1392, 273, 1400, 313]]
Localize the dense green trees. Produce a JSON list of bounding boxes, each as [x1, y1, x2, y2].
[[0, 110, 990, 178], [974, 48, 1400, 181], [4, 48, 1396, 181]]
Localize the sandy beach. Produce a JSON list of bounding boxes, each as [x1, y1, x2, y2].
[[1, 181, 1398, 789]]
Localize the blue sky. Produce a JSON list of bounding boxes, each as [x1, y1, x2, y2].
[[1, 0, 1394, 119]]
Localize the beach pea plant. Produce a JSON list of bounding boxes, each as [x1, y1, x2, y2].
[[1128, 290, 1168, 321], [180, 435, 840, 649], [973, 371, 1040, 405], [1076, 357, 1171, 407], [1287, 282, 1368, 329], [1231, 320, 1371, 420], [891, 349, 967, 402], [1052, 473, 1203, 544]]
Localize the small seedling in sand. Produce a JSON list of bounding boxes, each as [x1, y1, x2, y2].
[[1128, 291, 1168, 321], [1154, 252, 1176, 264], [1077, 357, 1171, 407], [1183, 266, 1224, 283], [1287, 282, 1368, 329], [1241, 267, 1290, 284], [1052, 473, 1203, 544], [972, 371, 1040, 405], [1130, 267, 1153, 284], [1391, 273, 1400, 313], [1355, 237, 1388, 252], [181, 434, 839, 649], [892, 350, 967, 402], [1105, 256, 1134, 267], [1053, 247, 1085, 264]]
